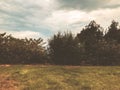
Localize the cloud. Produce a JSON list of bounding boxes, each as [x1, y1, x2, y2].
[[57, 0, 120, 11], [11, 31, 43, 39], [44, 7, 120, 34], [0, 0, 120, 41], [44, 10, 93, 32], [0, 0, 55, 39], [0, 30, 46, 39]]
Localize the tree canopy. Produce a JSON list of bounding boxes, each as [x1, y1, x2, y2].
[[0, 20, 120, 65]]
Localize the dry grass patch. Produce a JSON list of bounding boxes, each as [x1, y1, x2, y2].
[[0, 75, 19, 90]]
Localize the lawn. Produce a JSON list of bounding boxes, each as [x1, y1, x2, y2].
[[0, 65, 120, 90]]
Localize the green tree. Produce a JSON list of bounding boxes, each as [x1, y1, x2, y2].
[[105, 20, 120, 43], [77, 21, 103, 65], [48, 32, 81, 65], [0, 32, 46, 64]]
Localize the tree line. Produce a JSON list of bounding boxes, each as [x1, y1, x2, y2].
[[0, 33, 46, 64], [0, 20, 120, 65]]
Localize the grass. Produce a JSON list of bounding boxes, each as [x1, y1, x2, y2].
[[0, 65, 120, 90]]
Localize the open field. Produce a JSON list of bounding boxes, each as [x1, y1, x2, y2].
[[0, 65, 120, 90]]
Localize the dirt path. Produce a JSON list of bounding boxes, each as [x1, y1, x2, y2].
[[0, 75, 19, 90]]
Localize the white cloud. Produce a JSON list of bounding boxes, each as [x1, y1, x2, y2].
[[44, 7, 120, 34], [107, 0, 120, 5], [44, 10, 93, 32], [12, 31, 41, 39], [0, 30, 46, 39], [90, 7, 120, 28], [0, 0, 120, 40], [0, 0, 55, 40]]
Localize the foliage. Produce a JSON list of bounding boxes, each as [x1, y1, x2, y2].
[[0, 20, 120, 65], [48, 32, 81, 65], [0, 33, 46, 64], [48, 20, 120, 65], [77, 21, 104, 65], [105, 20, 120, 43]]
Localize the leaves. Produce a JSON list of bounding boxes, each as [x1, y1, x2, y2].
[[0, 33, 46, 64]]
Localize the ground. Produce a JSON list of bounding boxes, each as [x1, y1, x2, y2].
[[0, 65, 120, 90]]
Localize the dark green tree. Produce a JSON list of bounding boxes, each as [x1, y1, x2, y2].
[[48, 32, 81, 65], [77, 21, 104, 65], [0, 32, 46, 64], [105, 20, 120, 43]]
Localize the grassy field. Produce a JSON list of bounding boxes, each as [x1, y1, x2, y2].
[[0, 65, 120, 90]]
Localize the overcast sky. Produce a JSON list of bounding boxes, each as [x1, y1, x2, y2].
[[0, 0, 120, 40]]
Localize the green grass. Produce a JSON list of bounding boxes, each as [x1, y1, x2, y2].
[[0, 65, 120, 90]]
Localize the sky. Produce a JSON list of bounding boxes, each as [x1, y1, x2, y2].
[[0, 0, 120, 41]]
